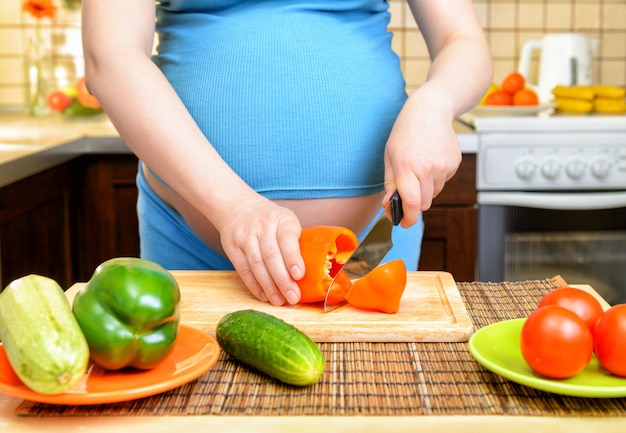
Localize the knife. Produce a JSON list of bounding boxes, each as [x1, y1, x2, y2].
[[323, 190, 403, 312]]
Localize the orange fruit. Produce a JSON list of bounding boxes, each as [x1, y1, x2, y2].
[[478, 83, 499, 105], [513, 88, 539, 106], [484, 89, 513, 106], [76, 77, 102, 109], [501, 72, 526, 95]]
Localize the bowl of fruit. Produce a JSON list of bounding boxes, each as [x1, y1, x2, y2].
[[474, 72, 555, 116], [47, 77, 104, 118]]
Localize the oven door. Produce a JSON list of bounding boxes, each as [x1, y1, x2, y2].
[[477, 191, 626, 305]]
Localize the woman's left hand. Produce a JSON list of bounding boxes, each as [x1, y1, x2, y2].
[[383, 89, 462, 228]]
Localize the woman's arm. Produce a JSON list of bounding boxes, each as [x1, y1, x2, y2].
[[384, 0, 492, 225], [81, 0, 304, 305]]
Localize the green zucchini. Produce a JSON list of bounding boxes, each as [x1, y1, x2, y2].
[[216, 309, 325, 386], [0, 275, 90, 394]]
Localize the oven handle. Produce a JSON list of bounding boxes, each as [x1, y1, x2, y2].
[[477, 191, 626, 210]]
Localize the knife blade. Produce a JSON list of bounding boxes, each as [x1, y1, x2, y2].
[[323, 190, 403, 312]]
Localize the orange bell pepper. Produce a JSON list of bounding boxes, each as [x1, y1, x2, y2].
[[297, 226, 359, 303], [344, 259, 407, 314]]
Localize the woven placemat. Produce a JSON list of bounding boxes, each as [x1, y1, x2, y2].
[[16, 277, 626, 417]]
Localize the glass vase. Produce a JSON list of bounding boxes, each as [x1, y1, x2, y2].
[[24, 31, 54, 116]]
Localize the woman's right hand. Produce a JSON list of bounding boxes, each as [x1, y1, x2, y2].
[[217, 195, 305, 307]]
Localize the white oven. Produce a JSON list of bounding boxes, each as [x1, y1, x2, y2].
[[467, 114, 626, 305]]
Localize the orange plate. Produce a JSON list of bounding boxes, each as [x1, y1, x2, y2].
[[0, 324, 220, 405]]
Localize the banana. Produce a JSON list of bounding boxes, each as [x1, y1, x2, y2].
[[552, 97, 594, 114], [551, 84, 625, 101], [551, 85, 596, 101], [594, 98, 626, 114], [591, 85, 626, 100], [551, 85, 626, 114]]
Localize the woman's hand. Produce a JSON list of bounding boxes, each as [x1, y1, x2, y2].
[[83, 0, 306, 307], [383, 90, 462, 227], [385, 0, 492, 226], [218, 194, 305, 307]]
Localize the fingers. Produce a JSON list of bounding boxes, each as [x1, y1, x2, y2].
[[224, 213, 303, 307], [275, 218, 305, 281], [395, 180, 424, 228], [390, 162, 455, 228], [257, 218, 303, 305]]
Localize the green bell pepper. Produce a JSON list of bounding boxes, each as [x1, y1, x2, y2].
[[72, 257, 181, 370]]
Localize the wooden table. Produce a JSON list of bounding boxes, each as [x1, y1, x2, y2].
[[0, 273, 625, 432]]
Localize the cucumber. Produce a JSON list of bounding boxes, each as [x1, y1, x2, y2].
[[216, 309, 325, 386], [0, 275, 90, 394]]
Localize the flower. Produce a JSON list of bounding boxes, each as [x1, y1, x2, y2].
[[22, 0, 58, 20]]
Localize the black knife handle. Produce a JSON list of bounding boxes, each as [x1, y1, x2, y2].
[[390, 190, 403, 226]]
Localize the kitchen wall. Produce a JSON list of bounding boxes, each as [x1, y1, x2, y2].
[[391, 0, 626, 93], [0, 0, 624, 111], [0, 0, 82, 111]]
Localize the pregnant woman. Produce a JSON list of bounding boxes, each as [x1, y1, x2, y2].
[[81, 0, 492, 306]]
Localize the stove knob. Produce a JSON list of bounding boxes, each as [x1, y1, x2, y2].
[[565, 157, 586, 179], [540, 157, 561, 179], [590, 156, 612, 179], [515, 156, 536, 180]]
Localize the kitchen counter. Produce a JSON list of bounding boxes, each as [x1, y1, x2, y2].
[[0, 410, 621, 433], [0, 274, 624, 432], [0, 114, 477, 188], [0, 114, 128, 188]]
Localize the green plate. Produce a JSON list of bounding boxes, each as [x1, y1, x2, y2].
[[468, 318, 626, 398]]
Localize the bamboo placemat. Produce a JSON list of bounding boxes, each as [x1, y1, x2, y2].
[[15, 277, 626, 417]]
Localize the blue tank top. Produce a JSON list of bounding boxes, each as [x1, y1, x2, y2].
[[153, 0, 407, 199]]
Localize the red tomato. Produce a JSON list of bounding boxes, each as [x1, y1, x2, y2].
[[520, 305, 593, 379], [537, 287, 604, 332], [501, 72, 525, 95], [47, 90, 72, 112], [593, 304, 626, 377], [512, 88, 539, 106], [484, 89, 513, 106]]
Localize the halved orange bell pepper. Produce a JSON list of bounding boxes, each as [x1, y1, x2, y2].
[[297, 226, 359, 303], [344, 259, 407, 314]]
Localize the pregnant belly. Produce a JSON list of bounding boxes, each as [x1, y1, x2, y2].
[[144, 165, 382, 257]]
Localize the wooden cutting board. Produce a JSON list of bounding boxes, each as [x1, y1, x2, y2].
[[67, 270, 474, 343]]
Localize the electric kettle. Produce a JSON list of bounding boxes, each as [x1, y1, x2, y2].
[[518, 33, 599, 103]]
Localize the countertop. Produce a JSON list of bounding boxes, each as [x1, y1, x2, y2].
[[0, 114, 478, 188], [0, 114, 128, 188], [0, 410, 621, 433], [0, 275, 624, 432]]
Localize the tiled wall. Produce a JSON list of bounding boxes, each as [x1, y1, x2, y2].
[[0, 0, 625, 111], [391, 0, 626, 93], [0, 0, 82, 111]]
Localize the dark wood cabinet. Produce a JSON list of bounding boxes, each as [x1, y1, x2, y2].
[[0, 154, 140, 289], [418, 154, 477, 281], [0, 165, 74, 289], [0, 149, 477, 289], [70, 154, 140, 282]]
